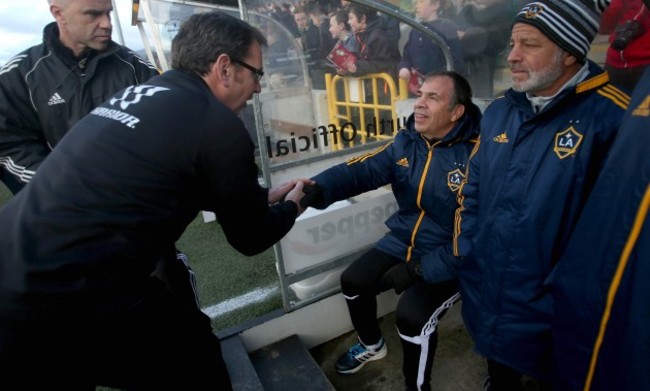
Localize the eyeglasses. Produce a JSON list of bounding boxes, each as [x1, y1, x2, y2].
[[231, 58, 264, 82]]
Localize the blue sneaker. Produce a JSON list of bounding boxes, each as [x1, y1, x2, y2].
[[335, 337, 388, 374]]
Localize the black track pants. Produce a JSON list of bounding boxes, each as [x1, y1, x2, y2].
[[340, 248, 460, 391]]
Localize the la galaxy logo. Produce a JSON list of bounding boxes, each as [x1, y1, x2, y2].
[[524, 3, 544, 19], [110, 85, 169, 110], [554, 126, 584, 159], [447, 169, 465, 192]]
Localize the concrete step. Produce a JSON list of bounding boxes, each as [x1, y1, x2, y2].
[[249, 334, 335, 391], [221, 334, 265, 391]]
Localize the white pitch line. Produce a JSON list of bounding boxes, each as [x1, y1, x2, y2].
[[202, 284, 279, 319]]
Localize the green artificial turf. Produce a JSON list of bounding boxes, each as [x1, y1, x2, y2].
[[175, 214, 283, 331]]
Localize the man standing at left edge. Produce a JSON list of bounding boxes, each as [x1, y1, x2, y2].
[[0, 0, 159, 192], [0, 11, 309, 390], [0, 1, 204, 309]]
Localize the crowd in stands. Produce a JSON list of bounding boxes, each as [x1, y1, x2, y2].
[[2, 1, 648, 390], [223, 0, 648, 100], [253, 0, 515, 98]]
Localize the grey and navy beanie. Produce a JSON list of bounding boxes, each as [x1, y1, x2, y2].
[[514, 0, 611, 62]]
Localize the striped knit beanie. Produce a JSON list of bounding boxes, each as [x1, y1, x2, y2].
[[514, 0, 611, 62]]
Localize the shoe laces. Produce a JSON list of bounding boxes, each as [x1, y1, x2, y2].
[[349, 343, 367, 357]]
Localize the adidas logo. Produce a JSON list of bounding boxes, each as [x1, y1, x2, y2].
[[47, 93, 66, 106], [396, 157, 409, 167]]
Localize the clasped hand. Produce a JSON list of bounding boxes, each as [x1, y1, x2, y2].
[[380, 259, 422, 294], [268, 179, 315, 215]]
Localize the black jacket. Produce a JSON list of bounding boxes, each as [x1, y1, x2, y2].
[[0, 70, 298, 295], [398, 18, 465, 76], [0, 22, 159, 192], [352, 18, 401, 78]]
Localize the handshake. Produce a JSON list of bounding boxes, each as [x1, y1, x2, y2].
[[271, 180, 325, 213]]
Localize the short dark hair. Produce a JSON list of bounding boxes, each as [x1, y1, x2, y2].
[[348, 3, 378, 24], [424, 70, 473, 111], [171, 11, 267, 75], [292, 6, 308, 16], [331, 9, 351, 31]]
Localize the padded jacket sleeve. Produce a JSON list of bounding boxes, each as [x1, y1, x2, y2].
[[0, 53, 49, 192]]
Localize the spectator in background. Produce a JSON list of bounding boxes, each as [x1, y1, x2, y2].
[[263, 20, 292, 68], [0, 12, 309, 390], [600, 0, 650, 93], [453, 0, 628, 388], [326, 8, 360, 116], [439, 0, 459, 20], [308, 2, 338, 87], [271, 2, 300, 37], [308, 2, 337, 60], [294, 5, 322, 63], [398, 0, 465, 90], [294, 5, 330, 87], [552, 66, 650, 391], [344, 3, 401, 78], [302, 71, 481, 391], [380, 10, 403, 47], [329, 9, 359, 53], [334, 0, 400, 44], [337, 3, 402, 134], [455, 0, 512, 98]]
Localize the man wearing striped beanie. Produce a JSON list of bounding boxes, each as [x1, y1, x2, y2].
[[514, 0, 611, 64], [453, 0, 633, 390]]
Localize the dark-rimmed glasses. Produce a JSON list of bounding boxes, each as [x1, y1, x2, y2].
[[231, 58, 264, 82]]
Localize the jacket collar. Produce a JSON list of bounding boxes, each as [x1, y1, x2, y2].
[[43, 22, 120, 69]]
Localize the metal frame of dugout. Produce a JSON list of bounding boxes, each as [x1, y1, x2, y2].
[[130, 0, 454, 313]]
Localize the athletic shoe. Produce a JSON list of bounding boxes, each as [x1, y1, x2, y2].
[[335, 337, 387, 374]]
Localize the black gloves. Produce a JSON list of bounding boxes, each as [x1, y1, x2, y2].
[[300, 183, 326, 209], [380, 259, 422, 294]]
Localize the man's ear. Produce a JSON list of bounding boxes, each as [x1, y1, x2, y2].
[[451, 104, 465, 122], [50, 4, 64, 23], [213, 54, 232, 86], [563, 52, 578, 67]]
